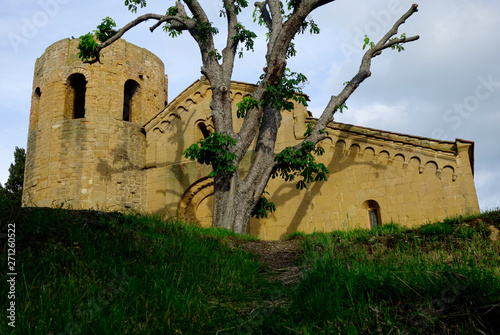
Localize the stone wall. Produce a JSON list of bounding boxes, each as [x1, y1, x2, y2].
[[253, 123, 479, 239], [23, 38, 167, 211], [144, 79, 480, 240]]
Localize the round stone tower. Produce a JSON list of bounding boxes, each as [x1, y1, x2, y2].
[[22, 38, 167, 211]]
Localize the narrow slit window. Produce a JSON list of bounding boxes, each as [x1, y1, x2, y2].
[[363, 199, 381, 229], [31, 87, 41, 127], [66, 73, 87, 119], [369, 209, 379, 228], [123, 80, 140, 122]]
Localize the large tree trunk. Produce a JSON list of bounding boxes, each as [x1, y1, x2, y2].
[[213, 172, 256, 234], [212, 103, 282, 234]]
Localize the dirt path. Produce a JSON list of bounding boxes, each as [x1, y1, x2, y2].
[[235, 238, 305, 286]]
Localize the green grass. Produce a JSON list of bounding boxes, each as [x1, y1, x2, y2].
[[1, 208, 499, 334], [0, 208, 279, 334], [281, 213, 500, 334]]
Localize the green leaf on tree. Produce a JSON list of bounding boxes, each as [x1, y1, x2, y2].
[[124, 0, 147, 13], [236, 96, 260, 118], [251, 192, 276, 219], [95, 17, 117, 43], [183, 133, 238, 178], [262, 69, 308, 112], [77, 33, 99, 62], [272, 141, 328, 190]]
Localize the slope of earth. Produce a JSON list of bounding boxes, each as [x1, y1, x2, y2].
[[235, 238, 305, 286]]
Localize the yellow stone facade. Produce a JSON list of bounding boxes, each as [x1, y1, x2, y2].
[[23, 38, 480, 240]]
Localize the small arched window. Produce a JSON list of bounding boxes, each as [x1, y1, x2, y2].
[[362, 200, 381, 229], [123, 80, 140, 122], [197, 122, 211, 139], [66, 73, 87, 119]]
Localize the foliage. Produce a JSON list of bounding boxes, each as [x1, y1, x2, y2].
[[251, 192, 276, 219], [303, 122, 314, 137], [0, 147, 25, 218], [208, 49, 222, 61], [233, 0, 249, 15], [364, 33, 407, 52], [94, 17, 117, 43], [183, 133, 238, 178], [420, 220, 454, 236], [236, 95, 260, 118], [271, 1, 321, 35], [237, 69, 309, 119], [77, 17, 116, 61], [389, 32, 407, 52], [77, 33, 99, 62], [286, 41, 297, 59], [272, 141, 328, 190], [221, 0, 249, 17], [262, 69, 308, 112], [162, 6, 184, 38], [363, 34, 375, 50], [251, 6, 265, 26], [233, 23, 257, 58], [195, 21, 219, 42], [163, 23, 183, 38], [166, 5, 178, 16], [338, 102, 348, 113], [124, 0, 147, 13]]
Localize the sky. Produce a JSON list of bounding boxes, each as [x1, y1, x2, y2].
[[0, 0, 499, 211]]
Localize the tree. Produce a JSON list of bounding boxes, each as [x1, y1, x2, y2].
[[0, 147, 26, 212], [78, 1, 419, 234]]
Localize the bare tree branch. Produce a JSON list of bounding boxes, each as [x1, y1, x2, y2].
[[83, 13, 189, 63], [180, 0, 217, 65], [298, 4, 420, 148], [182, 0, 209, 23], [150, 1, 189, 32], [373, 35, 419, 57], [180, 1, 236, 140], [377, 3, 419, 47], [221, 0, 239, 72], [266, 0, 284, 51], [310, 0, 337, 11], [267, 0, 283, 24]]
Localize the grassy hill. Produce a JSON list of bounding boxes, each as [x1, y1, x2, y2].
[[1, 207, 499, 334]]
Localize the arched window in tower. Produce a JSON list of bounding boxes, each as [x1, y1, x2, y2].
[[66, 73, 87, 119], [31, 87, 41, 128], [123, 80, 140, 122]]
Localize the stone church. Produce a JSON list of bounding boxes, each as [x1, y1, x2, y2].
[[22, 38, 480, 240]]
